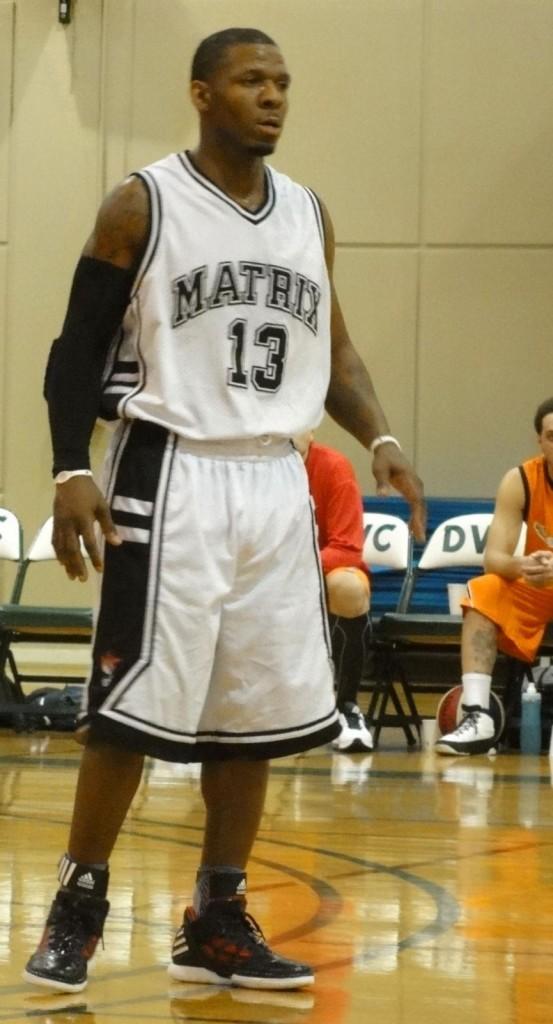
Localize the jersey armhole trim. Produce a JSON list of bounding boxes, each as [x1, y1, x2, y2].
[[304, 187, 325, 249], [130, 170, 162, 295]]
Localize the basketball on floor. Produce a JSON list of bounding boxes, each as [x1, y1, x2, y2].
[[436, 684, 505, 742]]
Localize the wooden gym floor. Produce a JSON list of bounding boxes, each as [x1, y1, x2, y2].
[[0, 727, 552, 1024]]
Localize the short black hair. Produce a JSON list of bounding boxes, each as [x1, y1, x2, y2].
[[191, 27, 277, 81], [534, 397, 553, 433]]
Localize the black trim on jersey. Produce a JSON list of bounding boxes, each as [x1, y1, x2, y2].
[[100, 296, 146, 422], [99, 329, 126, 421], [130, 171, 162, 294], [519, 465, 530, 522], [177, 151, 276, 224], [120, 294, 147, 419], [112, 359, 139, 375], [304, 187, 325, 249]]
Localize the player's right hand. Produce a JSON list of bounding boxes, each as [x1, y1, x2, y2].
[[52, 476, 121, 581], [520, 550, 553, 588]]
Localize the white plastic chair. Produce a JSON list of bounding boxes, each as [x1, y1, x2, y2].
[[418, 513, 526, 571], [26, 515, 88, 562], [0, 508, 24, 707], [362, 510, 415, 616], [362, 511, 412, 570], [0, 516, 92, 708], [418, 513, 493, 570], [0, 508, 24, 569]]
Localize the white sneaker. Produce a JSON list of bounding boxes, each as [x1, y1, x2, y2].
[[332, 702, 373, 752], [435, 704, 496, 756]]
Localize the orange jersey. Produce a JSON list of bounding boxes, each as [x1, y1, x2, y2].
[[520, 455, 553, 554], [462, 455, 553, 662]]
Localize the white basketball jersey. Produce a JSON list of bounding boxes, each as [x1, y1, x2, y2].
[[100, 151, 331, 440]]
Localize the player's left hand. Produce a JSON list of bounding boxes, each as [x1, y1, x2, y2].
[[371, 444, 426, 542]]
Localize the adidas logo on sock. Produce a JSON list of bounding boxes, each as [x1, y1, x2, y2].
[[77, 871, 95, 891]]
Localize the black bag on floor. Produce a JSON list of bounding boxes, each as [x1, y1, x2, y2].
[[24, 685, 82, 731]]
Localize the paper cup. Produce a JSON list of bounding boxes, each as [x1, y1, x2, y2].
[[447, 582, 467, 615], [421, 717, 438, 749]]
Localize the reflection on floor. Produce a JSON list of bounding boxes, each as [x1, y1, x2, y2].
[[1, 728, 552, 1023]]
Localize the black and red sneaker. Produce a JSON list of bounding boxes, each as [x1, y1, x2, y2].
[[168, 899, 314, 990], [23, 888, 109, 992]]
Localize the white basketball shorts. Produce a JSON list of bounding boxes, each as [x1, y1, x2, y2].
[[83, 420, 339, 761]]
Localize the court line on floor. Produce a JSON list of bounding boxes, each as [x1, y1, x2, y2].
[[1, 751, 551, 787], [129, 817, 460, 954], [2, 808, 458, 992]]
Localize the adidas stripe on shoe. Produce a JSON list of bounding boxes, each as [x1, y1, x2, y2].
[[168, 900, 314, 990]]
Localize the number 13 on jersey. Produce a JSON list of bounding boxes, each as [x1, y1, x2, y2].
[[227, 318, 288, 393]]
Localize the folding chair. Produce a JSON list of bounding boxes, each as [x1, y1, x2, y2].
[[371, 513, 502, 746], [0, 517, 93, 712], [361, 512, 421, 746]]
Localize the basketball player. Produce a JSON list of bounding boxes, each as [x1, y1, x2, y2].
[[24, 27, 425, 993], [294, 432, 373, 752], [436, 397, 553, 756]]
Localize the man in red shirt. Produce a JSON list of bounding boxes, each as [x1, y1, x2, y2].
[[294, 432, 373, 752]]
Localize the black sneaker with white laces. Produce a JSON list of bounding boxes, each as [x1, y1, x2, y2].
[[168, 899, 314, 990], [23, 888, 109, 992], [435, 704, 496, 756]]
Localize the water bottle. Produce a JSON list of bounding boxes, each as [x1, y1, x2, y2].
[[520, 681, 542, 754]]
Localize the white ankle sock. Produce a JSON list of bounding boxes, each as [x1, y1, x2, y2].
[[462, 673, 491, 710]]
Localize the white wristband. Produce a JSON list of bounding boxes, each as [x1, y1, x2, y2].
[[54, 469, 93, 485], [369, 435, 402, 455]]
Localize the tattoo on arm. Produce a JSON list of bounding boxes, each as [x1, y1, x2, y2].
[[83, 177, 150, 270]]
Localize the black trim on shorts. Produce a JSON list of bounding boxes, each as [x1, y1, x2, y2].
[[110, 508, 154, 531], [87, 421, 172, 714], [87, 712, 341, 763], [307, 497, 332, 658]]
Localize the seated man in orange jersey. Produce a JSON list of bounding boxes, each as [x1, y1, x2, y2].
[[294, 432, 373, 752], [436, 396, 553, 756]]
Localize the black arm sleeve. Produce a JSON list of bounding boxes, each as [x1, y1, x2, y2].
[[45, 256, 135, 476]]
